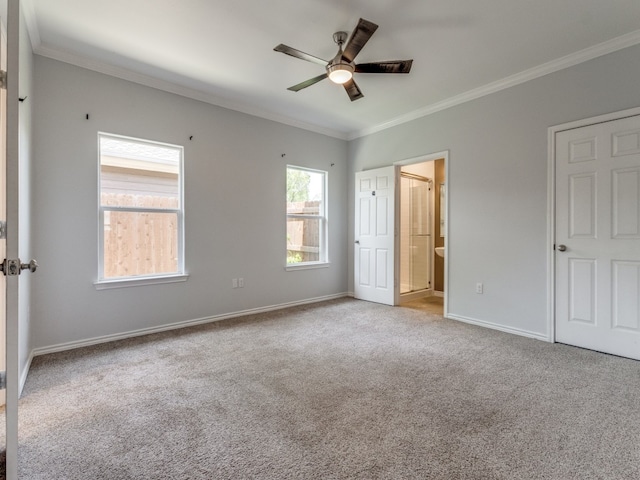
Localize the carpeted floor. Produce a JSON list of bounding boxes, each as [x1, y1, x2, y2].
[[10, 297, 640, 479]]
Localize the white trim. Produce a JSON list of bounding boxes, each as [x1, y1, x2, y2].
[[94, 273, 189, 290], [97, 132, 186, 284], [546, 128, 556, 343], [22, 0, 640, 144], [447, 313, 550, 342], [393, 150, 449, 167], [285, 262, 330, 271], [549, 106, 640, 134], [546, 105, 640, 344], [32, 44, 348, 141], [31, 292, 350, 357], [286, 165, 328, 266], [348, 29, 640, 140], [393, 150, 449, 314]]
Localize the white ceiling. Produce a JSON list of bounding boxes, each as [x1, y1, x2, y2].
[[22, 0, 640, 139]]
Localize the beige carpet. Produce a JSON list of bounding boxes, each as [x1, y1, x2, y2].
[[10, 297, 640, 479]]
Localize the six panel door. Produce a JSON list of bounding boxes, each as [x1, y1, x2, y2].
[[354, 166, 396, 305], [556, 114, 640, 360]]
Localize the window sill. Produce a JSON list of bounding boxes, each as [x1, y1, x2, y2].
[[285, 262, 330, 272], [94, 273, 189, 290]]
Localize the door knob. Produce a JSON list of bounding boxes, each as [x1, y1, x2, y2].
[[355, 240, 360, 244], [0, 258, 38, 276], [21, 259, 38, 273], [557, 244, 567, 252]]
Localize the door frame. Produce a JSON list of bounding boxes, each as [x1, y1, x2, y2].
[[394, 150, 449, 313], [547, 105, 640, 343]]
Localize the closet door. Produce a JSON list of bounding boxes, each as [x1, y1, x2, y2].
[[555, 114, 640, 360]]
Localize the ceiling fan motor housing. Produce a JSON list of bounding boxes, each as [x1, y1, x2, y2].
[[327, 62, 354, 84]]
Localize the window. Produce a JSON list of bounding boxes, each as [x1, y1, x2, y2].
[[98, 133, 184, 284], [286, 166, 327, 267]]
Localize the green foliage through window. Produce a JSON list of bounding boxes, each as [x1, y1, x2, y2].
[[286, 168, 311, 202]]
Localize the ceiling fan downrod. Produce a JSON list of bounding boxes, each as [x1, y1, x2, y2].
[[328, 31, 354, 84]]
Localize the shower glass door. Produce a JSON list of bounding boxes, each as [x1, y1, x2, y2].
[[400, 175, 431, 294]]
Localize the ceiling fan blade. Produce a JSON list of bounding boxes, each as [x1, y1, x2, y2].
[[343, 78, 364, 101], [342, 18, 378, 63], [274, 44, 328, 66], [287, 73, 329, 92], [355, 60, 413, 74]]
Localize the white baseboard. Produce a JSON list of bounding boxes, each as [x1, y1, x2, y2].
[[446, 313, 551, 342], [32, 292, 350, 357], [20, 350, 35, 396], [433, 291, 444, 298]]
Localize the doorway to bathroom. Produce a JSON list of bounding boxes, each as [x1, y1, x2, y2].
[[394, 152, 447, 310], [399, 170, 432, 300]]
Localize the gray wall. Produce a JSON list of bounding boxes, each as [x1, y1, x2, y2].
[[31, 56, 348, 350], [30, 42, 640, 351], [348, 44, 640, 339]]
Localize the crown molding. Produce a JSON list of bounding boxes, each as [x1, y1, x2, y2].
[[347, 28, 640, 140], [21, 0, 640, 143], [35, 44, 349, 140], [21, 2, 348, 139], [31, 43, 349, 141]]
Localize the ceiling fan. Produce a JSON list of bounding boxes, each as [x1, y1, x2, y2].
[[274, 18, 413, 101]]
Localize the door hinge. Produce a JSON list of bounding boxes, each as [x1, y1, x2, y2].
[[0, 220, 5, 239], [0, 70, 6, 90], [0, 371, 6, 390]]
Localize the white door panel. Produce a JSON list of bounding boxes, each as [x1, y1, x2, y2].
[[556, 114, 640, 360], [2, 2, 24, 478], [354, 166, 396, 305]]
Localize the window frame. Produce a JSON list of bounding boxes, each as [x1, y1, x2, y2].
[[285, 165, 329, 270], [95, 132, 187, 289]]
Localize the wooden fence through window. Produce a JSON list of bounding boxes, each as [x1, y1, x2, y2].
[[287, 201, 321, 263], [102, 193, 178, 278]]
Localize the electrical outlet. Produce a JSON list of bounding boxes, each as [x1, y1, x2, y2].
[[232, 278, 238, 288], [238, 278, 244, 288], [476, 282, 483, 294]]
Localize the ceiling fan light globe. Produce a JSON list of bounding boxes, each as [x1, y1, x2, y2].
[[327, 64, 354, 84]]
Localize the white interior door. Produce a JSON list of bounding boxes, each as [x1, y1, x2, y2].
[[0, 13, 6, 478], [354, 166, 396, 305], [0, 7, 6, 412], [555, 114, 640, 360], [3, 1, 20, 477]]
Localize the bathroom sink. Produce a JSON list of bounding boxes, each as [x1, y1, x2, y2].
[[435, 247, 445, 258]]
